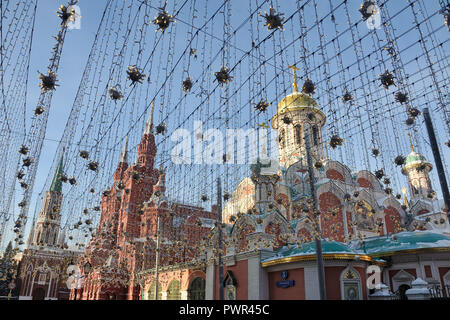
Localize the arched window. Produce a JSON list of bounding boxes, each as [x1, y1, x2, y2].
[[295, 125, 302, 145], [188, 277, 206, 300], [279, 129, 286, 148], [312, 125, 319, 146], [340, 267, 362, 300], [148, 281, 162, 300], [167, 279, 181, 300]]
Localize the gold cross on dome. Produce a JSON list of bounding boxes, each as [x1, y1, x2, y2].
[[257, 122, 270, 129], [407, 133, 415, 152], [288, 65, 300, 92]]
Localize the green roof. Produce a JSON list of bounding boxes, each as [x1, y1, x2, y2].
[[405, 151, 427, 165], [263, 240, 358, 263], [351, 231, 450, 256], [50, 153, 64, 193]]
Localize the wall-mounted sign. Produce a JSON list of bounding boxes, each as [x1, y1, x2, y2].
[[276, 270, 295, 288]]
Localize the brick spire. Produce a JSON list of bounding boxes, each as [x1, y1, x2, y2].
[[119, 135, 129, 164]]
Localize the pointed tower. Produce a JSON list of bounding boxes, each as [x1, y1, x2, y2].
[[402, 136, 433, 202], [31, 150, 64, 248], [271, 66, 326, 168], [137, 102, 157, 169], [114, 135, 129, 181]]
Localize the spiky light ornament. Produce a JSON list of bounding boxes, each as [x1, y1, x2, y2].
[[87, 161, 98, 172], [314, 160, 323, 169], [132, 171, 140, 180], [38, 71, 59, 92], [190, 48, 197, 59], [79, 150, 89, 159], [152, 3, 174, 33], [445, 141, 450, 148], [127, 66, 146, 85], [57, 5, 75, 24], [379, 70, 395, 89], [440, 4, 450, 29], [155, 123, 167, 135], [342, 91, 353, 103], [302, 77, 315, 95], [34, 106, 45, 116], [394, 92, 409, 104], [182, 77, 193, 93], [375, 169, 385, 180], [19, 145, 29, 155], [17, 171, 25, 180], [261, 6, 285, 30], [394, 155, 405, 166], [359, 1, 377, 20], [416, 163, 427, 172], [109, 87, 123, 101], [282, 116, 292, 125], [22, 157, 33, 167], [69, 177, 77, 185], [408, 108, 421, 118], [329, 135, 344, 149], [223, 192, 231, 201], [255, 99, 270, 114], [214, 67, 233, 86], [372, 148, 380, 157]]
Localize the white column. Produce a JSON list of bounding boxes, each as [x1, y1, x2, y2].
[[247, 252, 269, 300], [180, 290, 188, 300], [47, 273, 53, 298], [205, 248, 216, 300], [304, 266, 321, 300], [29, 275, 36, 296], [161, 291, 167, 300]]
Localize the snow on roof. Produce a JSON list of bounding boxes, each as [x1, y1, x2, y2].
[[350, 231, 450, 256], [262, 240, 361, 263]]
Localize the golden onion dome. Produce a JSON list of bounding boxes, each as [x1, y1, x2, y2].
[[272, 65, 326, 129], [277, 91, 319, 115]]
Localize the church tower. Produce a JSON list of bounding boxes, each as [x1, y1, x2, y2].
[[402, 138, 433, 202], [271, 66, 326, 169], [137, 102, 157, 170], [30, 152, 65, 248]]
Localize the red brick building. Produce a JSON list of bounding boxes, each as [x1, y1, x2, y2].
[[71, 107, 217, 300]]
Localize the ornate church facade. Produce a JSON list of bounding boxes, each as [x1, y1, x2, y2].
[[211, 76, 450, 300], [65, 76, 450, 300]]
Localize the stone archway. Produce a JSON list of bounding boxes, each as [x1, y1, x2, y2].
[[188, 277, 205, 300], [32, 287, 46, 300]]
